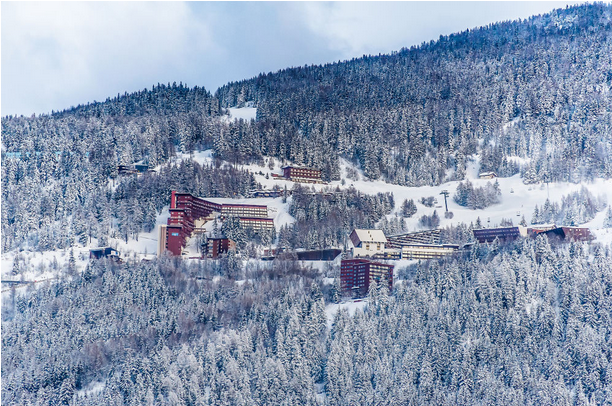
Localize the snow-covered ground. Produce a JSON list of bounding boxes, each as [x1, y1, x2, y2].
[[1, 248, 89, 285], [325, 299, 368, 329], [4, 148, 611, 290], [221, 105, 257, 123], [175, 150, 612, 240], [1, 210, 167, 288]]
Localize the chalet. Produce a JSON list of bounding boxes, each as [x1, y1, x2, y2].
[[473, 226, 528, 244], [118, 162, 156, 176], [134, 162, 150, 173], [117, 165, 137, 176], [400, 244, 460, 260], [204, 237, 235, 258], [281, 166, 322, 183], [350, 229, 387, 258], [341, 258, 394, 298], [479, 171, 498, 179]]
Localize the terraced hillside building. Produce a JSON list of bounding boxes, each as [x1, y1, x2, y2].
[[386, 229, 441, 248], [159, 191, 273, 256]]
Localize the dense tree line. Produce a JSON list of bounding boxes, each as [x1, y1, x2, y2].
[[454, 179, 502, 210], [279, 184, 395, 250], [3, 239, 612, 404], [531, 186, 607, 226], [216, 3, 612, 185], [2, 159, 257, 253]]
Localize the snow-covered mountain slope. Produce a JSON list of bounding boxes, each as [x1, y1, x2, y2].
[[151, 149, 612, 250], [4, 149, 611, 287]]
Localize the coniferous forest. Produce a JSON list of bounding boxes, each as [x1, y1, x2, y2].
[[3, 3, 612, 405], [3, 239, 612, 404], [3, 4, 612, 252]]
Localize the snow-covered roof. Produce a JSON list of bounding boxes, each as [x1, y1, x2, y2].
[[478, 171, 497, 177], [281, 165, 320, 171], [351, 229, 387, 244]]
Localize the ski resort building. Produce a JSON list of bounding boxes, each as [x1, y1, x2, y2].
[[400, 244, 460, 260], [296, 249, 342, 261], [238, 217, 275, 230], [350, 229, 388, 258], [159, 191, 273, 256], [341, 258, 394, 298], [527, 224, 558, 237], [541, 226, 594, 242], [386, 229, 441, 248], [222, 204, 269, 218], [204, 237, 236, 259], [473, 225, 593, 245], [472, 226, 528, 244], [281, 166, 323, 183]]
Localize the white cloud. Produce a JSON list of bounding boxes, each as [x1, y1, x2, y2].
[[2, 2, 221, 116], [293, 2, 585, 59], [1, 1, 586, 116]]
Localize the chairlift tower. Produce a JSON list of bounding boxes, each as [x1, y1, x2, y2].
[[439, 190, 450, 212]]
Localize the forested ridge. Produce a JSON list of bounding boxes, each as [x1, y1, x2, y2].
[[3, 239, 612, 404], [3, 3, 612, 253], [216, 3, 612, 184], [3, 4, 612, 405]]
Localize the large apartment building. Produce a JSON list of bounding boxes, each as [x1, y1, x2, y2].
[[159, 191, 273, 256], [341, 258, 394, 298], [281, 166, 322, 183]]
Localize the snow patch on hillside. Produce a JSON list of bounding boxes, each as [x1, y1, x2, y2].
[[325, 300, 368, 329], [222, 106, 257, 123]]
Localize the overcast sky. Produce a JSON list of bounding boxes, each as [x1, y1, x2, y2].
[[2, 1, 583, 117]]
